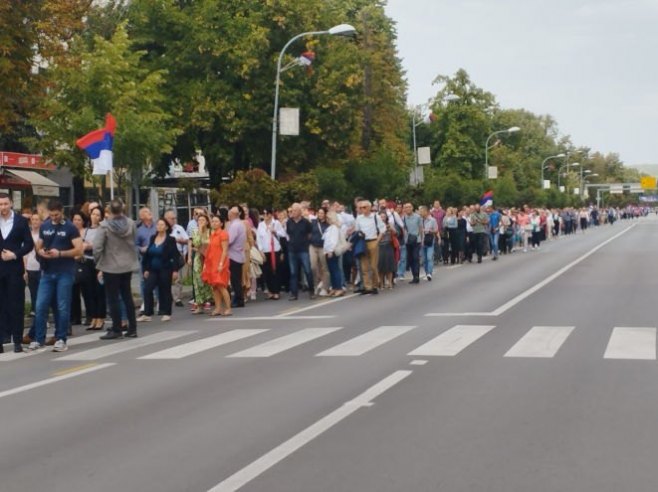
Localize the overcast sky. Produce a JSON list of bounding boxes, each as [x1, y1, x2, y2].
[[384, 0, 658, 166]]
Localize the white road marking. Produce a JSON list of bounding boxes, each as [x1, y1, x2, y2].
[[207, 370, 412, 492], [0, 363, 115, 399], [504, 326, 575, 358], [210, 316, 335, 321], [316, 326, 415, 357], [409, 359, 428, 366], [275, 294, 359, 317], [604, 327, 656, 360], [55, 331, 195, 361], [68, 333, 111, 346], [139, 329, 267, 360], [408, 325, 496, 356], [425, 224, 635, 317], [489, 224, 634, 316], [0, 334, 108, 363], [227, 328, 341, 358]]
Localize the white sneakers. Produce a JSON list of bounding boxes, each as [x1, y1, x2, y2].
[[136, 315, 152, 322], [28, 341, 43, 351], [161, 315, 171, 322], [52, 340, 68, 352]]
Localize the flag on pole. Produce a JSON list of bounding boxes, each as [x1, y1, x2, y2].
[[480, 190, 493, 207], [76, 114, 116, 176]]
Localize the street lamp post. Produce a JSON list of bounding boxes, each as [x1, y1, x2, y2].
[[270, 24, 356, 180], [558, 162, 579, 190], [540, 153, 566, 188], [411, 94, 459, 185], [484, 126, 520, 180]]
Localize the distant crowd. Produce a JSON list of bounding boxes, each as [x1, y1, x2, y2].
[[0, 190, 648, 355]]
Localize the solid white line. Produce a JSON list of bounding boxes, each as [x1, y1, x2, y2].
[[55, 331, 195, 361], [504, 326, 575, 358], [408, 325, 496, 356], [227, 328, 341, 358], [0, 363, 115, 399], [425, 224, 634, 318], [209, 316, 336, 321], [139, 329, 267, 360], [316, 326, 416, 357], [489, 224, 635, 316], [207, 370, 412, 492], [275, 294, 359, 317], [604, 327, 656, 360]]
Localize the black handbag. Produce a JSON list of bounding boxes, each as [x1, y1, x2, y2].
[[423, 233, 434, 247]]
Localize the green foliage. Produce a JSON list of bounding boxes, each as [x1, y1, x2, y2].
[[345, 149, 407, 200], [29, 24, 179, 186]]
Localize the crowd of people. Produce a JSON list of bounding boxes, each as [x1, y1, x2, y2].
[[0, 189, 647, 355]]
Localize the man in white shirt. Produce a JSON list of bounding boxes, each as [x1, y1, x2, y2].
[[164, 209, 189, 306]]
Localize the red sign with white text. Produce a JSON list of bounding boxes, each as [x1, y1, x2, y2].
[[0, 152, 56, 170]]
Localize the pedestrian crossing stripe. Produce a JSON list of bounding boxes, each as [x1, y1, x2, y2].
[[504, 326, 575, 358], [407, 325, 496, 357], [228, 328, 342, 358], [604, 327, 656, 360], [316, 326, 416, 357]]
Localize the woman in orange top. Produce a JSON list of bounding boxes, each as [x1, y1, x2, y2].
[[202, 214, 231, 316]]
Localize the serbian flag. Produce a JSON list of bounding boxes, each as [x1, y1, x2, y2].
[[76, 113, 116, 175], [480, 190, 493, 208]]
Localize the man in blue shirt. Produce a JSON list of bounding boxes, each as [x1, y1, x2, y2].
[[487, 206, 501, 260], [29, 200, 83, 352]]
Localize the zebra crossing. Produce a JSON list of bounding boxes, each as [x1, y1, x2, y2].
[[5, 324, 658, 364]]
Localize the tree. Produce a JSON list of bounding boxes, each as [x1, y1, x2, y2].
[[30, 24, 178, 198]]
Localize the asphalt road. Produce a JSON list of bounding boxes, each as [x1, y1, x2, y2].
[[1, 216, 657, 492]]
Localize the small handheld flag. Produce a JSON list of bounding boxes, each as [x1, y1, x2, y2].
[[76, 114, 116, 176]]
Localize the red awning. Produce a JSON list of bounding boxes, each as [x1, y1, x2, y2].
[[0, 172, 31, 189]]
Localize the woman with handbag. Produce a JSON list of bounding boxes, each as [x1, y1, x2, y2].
[[202, 214, 231, 316], [137, 218, 180, 323], [256, 208, 285, 300], [188, 212, 213, 314]]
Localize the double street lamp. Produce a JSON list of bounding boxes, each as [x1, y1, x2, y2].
[[484, 126, 521, 180], [540, 153, 566, 188], [270, 24, 356, 180]]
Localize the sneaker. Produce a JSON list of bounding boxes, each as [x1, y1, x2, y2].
[[250, 292, 257, 301], [46, 336, 56, 346], [161, 315, 171, 322], [288, 295, 298, 301], [136, 315, 152, 322], [28, 341, 43, 351], [319, 289, 329, 297], [175, 300, 184, 307], [52, 339, 68, 352], [427, 274, 432, 281]]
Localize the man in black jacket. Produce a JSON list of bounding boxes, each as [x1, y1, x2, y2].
[[0, 192, 34, 353]]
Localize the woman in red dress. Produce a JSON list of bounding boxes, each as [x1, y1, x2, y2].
[[202, 215, 231, 316]]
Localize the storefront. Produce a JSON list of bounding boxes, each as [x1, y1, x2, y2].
[[0, 152, 63, 210]]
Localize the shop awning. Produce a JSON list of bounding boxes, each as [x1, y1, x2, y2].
[[7, 169, 60, 197], [0, 172, 31, 189]]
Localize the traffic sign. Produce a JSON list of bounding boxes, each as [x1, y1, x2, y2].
[[640, 176, 656, 190]]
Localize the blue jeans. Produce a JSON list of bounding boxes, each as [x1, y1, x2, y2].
[[422, 244, 435, 276], [34, 271, 74, 344], [288, 251, 314, 297], [326, 254, 342, 291], [489, 230, 500, 257]]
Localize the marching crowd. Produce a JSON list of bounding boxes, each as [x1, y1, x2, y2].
[[0, 190, 646, 355]]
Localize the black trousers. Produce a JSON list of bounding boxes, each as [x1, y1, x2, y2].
[[230, 260, 244, 307], [27, 270, 40, 312], [473, 232, 487, 261], [144, 269, 173, 316], [0, 271, 25, 345], [261, 254, 281, 295], [104, 272, 136, 333], [405, 242, 420, 280]]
